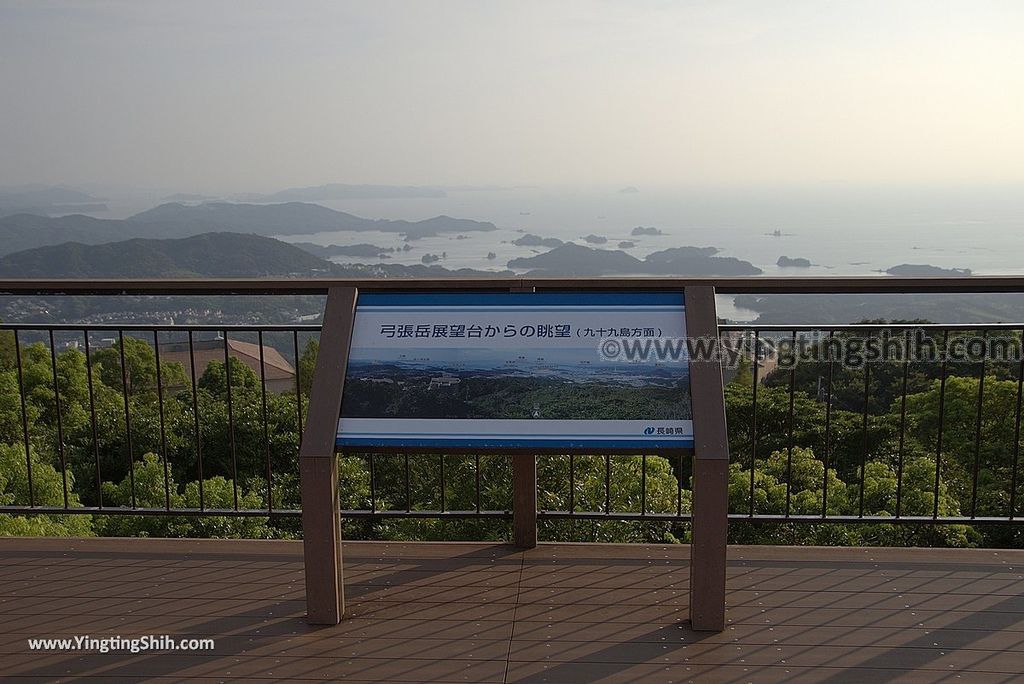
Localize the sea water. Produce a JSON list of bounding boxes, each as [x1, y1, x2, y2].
[[281, 184, 1024, 277]]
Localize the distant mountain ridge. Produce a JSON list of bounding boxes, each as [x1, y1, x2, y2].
[[0, 186, 108, 216], [0, 231, 513, 280], [0, 201, 496, 256], [130, 202, 497, 237], [0, 213, 129, 255], [0, 233, 333, 278]]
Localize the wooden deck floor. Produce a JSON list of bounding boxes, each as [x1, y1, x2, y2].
[[2, 538, 1023, 683]]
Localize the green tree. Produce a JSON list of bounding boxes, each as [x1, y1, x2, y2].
[[0, 444, 93, 536], [0, 328, 15, 372], [91, 336, 185, 394], [729, 447, 850, 517], [903, 375, 1023, 520], [97, 453, 272, 538], [298, 338, 318, 397]]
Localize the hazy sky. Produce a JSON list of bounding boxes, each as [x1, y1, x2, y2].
[[1, 1, 1023, 191]]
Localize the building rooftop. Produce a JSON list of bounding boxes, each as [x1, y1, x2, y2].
[[159, 337, 297, 382]]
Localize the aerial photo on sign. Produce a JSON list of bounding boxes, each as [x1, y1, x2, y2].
[[337, 292, 693, 449]]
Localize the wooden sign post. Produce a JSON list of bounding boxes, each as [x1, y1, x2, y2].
[[299, 287, 357, 624], [683, 285, 729, 631]]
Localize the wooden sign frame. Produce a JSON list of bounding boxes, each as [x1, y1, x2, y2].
[[298, 285, 729, 630]]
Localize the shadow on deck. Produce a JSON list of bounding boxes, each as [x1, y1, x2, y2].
[[2, 538, 1023, 682]]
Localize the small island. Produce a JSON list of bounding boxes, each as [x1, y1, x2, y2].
[[886, 264, 972, 276], [513, 234, 563, 248], [294, 242, 395, 259], [631, 226, 664, 236], [777, 256, 811, 268], [507, 243, 761, 277]]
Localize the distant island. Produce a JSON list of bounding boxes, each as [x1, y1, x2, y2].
[[0, 186, 100, 205], [507, 243, 762, 276], [886, 264, 972, 276], [512, 233, 563, 248], [777, 256, 811, 268], [293, 242, 397, 258], [618, 186, 640, 194], [583, 234, 607, 244], [631, 226, 663, 236], [0, 186, 108, 216]]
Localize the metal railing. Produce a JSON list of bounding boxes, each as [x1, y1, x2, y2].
[[1, 323, 318, 518], [1, 277, 1023, 535], [720, 322, 1024, 526]]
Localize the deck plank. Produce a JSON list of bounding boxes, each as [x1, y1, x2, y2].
[[2, 538, 1023, 682]]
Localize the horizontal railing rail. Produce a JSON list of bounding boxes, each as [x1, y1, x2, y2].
[[4, 275, 1024, 294]]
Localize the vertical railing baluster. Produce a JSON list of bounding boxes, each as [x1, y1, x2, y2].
[[970, 332, 987, 519], [439, 454, 446, 512], [369, 454, 376, 513], [48, 330, 69, 509], [223, 331, 239, 510], [641, 453, 647, 516], [83, 330, 102, 508], [894, 328, 911, 519], [934, 330, 949, 519], [750, 330, 759, 517], [404, 454, 411, 512], [188, 330, 204, 510], [475, 453, 481, 514], [153, 330, 171, 511], [677, 450, 683, 517], [1010, 328, 1024, 520], [858, 334, 871, 518], [605, 454, 611, 514], [784, 330, 796, 518], [569, 454, 575, 514], [258, 331, 273, 513], [118, 331, 137, 509], [14, 330, 34, 508], [821, 330, 835, 518], [293, 330, 304, 447]]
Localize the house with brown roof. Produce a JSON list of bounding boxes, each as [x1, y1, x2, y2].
[[159, 337, 297, 393]]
